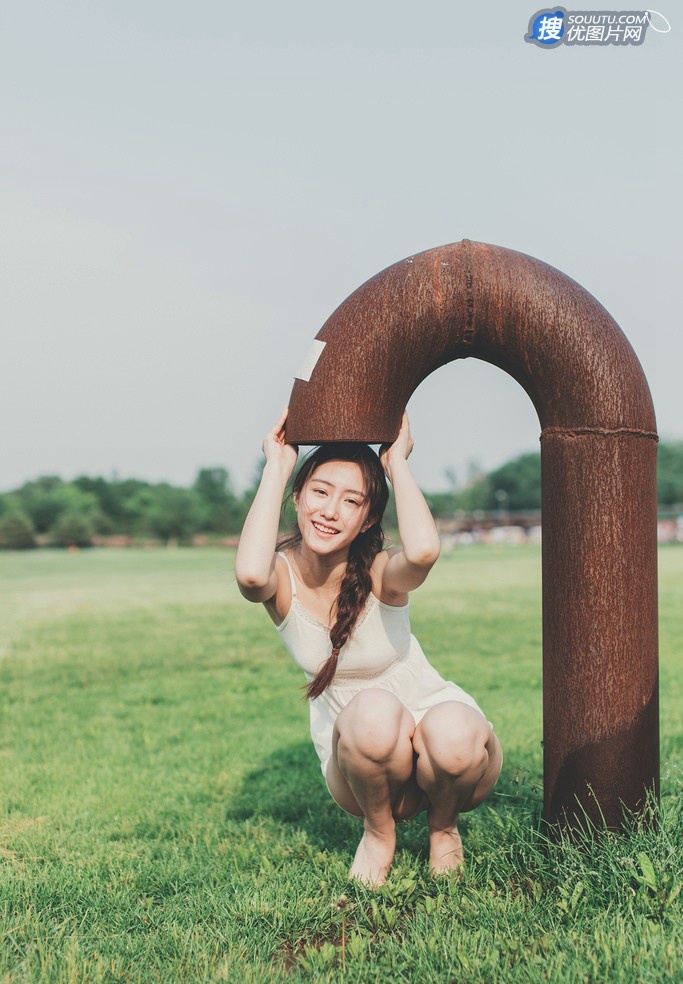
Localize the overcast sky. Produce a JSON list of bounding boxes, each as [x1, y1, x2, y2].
[[2, 2, 679, 493]]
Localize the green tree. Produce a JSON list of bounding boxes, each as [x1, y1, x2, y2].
[[488, 452, 541, 511], [0, 511, 36, 549], [658, 440, 683, 506], [119, 487, 155, 536], [51, 511, 94, 548], [73, 475, 126, 526], [193, 468, 244, 534], [14, 476, 65, 532], [425, 491, 461, 519], [14, 479, 107, 534], [52, 486, 107, 533], [145, 485, 206, 543], [456, 475, 494, 512], [106, 479, 155, 535]]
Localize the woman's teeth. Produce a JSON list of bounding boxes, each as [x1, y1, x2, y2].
[[313, 522, 339, 536]]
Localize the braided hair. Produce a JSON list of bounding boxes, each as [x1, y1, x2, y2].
[[277, 443, 389, 700]]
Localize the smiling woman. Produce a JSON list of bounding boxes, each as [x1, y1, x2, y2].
[[273, 445, 389, 700], [234, 409, 502, 886]]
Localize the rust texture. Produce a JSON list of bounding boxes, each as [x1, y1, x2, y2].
[[286, 240, 659, 830]]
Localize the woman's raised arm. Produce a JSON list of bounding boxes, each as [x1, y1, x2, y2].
[[379, 414, 441, 597], [234, 408, 298, 603]]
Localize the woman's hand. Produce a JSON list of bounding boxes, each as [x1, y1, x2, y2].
[[379, 412, 414, 483], [262, 406, 299, 479]]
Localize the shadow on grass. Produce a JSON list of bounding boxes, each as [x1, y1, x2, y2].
[[226, 741, 361, 853], [226, 741, 535, 860]]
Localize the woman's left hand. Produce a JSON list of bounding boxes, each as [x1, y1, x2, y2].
[[379, 412, 414, 480]]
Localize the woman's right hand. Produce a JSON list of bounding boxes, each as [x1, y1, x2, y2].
[[379, 412, 414, 483], [262, 406, 299, 478]]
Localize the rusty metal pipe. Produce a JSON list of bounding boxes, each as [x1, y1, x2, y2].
[[286, 240, 659, 830]]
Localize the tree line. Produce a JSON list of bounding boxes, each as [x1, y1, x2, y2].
[[1, 441, 682, 549], [425, 441, 683, 516]]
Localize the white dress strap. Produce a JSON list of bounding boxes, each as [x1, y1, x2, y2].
[[277, 550, 297, 598]]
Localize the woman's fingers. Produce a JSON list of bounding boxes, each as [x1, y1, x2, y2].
[[386, 413, 412, 459], [263, 406, 298, 471], [272, 405, 288, 434], [265, 406, 288, 442]]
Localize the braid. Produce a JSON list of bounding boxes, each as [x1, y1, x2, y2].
[[277, 441, 389, 702], [305, 524, 385, 700]]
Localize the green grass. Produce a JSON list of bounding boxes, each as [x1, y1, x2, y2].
[[1, 545, 682, 983]]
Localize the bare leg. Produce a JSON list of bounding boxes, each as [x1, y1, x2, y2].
[[326, 689, 418, 886], [412, 702, 503, 874]]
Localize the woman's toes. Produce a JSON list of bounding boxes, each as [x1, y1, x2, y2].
[[348, 829, 396, 887]]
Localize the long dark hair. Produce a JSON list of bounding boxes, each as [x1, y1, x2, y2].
[[278, 443, 389, 700]]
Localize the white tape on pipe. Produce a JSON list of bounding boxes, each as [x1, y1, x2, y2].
[[295, 339, 326, 382]]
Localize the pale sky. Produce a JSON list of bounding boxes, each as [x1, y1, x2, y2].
[[2, 2, 680, 493]]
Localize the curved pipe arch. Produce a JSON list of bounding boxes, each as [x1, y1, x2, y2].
[[287, 240, 659, 829]]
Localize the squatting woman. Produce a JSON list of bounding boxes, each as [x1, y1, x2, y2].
[[234, 408, 502, 886]]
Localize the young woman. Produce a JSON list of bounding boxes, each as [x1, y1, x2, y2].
[[234, 408, 502, 886]]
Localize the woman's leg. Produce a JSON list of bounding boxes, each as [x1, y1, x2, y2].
[[412, 702, 503, 874], [326, 689, 420, 886]]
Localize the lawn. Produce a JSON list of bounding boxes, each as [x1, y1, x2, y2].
[[1, 546, 682, 983]]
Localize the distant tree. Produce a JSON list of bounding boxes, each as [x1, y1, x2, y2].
[[14, 476, 65, 532], [12, 478, 109, 534], [456, 475, 495, 513], [658, 441, 683, 506], [112, 480, 154, 534], [51, 511, 94, 548], [425, 491, 461, 519], [119, 487, 155, 535], [0, 493, 23, 518], [0, 511, 36, 549], [488, 452, 541, 511], [53, 486, 107, 532], [145, 485, 206, 543], [193, 467, 244, 534], [73, 475, 125, 526]]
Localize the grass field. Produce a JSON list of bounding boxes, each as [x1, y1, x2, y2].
[[1, 545, 682, 983]]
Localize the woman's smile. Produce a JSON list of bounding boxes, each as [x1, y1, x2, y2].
[[312, 521, 341, 537], [295, 460, 371, 552]]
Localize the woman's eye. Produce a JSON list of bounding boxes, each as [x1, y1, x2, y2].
[[313, 488, 326, 495], [346, 499, 359, 506]]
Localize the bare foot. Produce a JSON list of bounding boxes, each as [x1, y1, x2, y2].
[[429, 826, 464, 876], [349, 826, 396, 887]]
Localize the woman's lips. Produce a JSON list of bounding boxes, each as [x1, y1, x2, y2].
[[312, 521, 340, 536]]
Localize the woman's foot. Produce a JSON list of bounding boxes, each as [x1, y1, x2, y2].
[[349, 826, 396, 887], [428, 825, 464, 876]]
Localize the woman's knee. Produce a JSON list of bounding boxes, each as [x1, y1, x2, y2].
[[414, 702, 491, 778], [336, 689, 415, 765]]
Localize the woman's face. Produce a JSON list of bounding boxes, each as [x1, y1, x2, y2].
[[295, 460, 371, 556]]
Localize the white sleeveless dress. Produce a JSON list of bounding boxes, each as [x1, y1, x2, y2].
[[275, 551, 487, 777]]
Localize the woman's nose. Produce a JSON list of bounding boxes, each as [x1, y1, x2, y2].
[[321, 499, 339, 519]]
